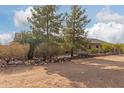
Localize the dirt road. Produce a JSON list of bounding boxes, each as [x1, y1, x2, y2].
[[0, 55, 124, 88]]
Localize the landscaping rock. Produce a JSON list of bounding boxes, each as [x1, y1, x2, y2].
[[0, 59, 7, 68]]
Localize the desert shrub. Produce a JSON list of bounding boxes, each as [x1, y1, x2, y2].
[[101, 44, 113, 53], [0, 42, 29, 59], [119, 44, 124, 53], [88, 48, 101, 54], [34, 43, 65, 57]]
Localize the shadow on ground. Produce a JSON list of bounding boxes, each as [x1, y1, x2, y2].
[[44, 57, 124, 88], [0, 55, 124, 88]]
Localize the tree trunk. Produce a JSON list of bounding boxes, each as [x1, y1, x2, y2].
[[71, 5, 76, 57], [71, 48, 74, 57], [27, 44, 35, 60], [46, 14, 49, 57]]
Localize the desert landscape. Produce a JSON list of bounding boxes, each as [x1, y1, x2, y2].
[[0, 55, 124, 88], [0, 5, 124, 88]]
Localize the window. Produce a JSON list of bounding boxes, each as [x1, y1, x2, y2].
[[96, 45, 99, 48]]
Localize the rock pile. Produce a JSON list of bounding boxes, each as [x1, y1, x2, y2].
[[0, 59, 7, 68], [23, 56, 72, 66], [0, 56, 73, 68]]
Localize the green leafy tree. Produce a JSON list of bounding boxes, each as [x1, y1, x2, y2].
[[64, 5, 90, 57]]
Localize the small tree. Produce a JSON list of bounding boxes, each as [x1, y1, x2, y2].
[[14, 31, 44, 59]]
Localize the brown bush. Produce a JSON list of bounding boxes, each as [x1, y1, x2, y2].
[[34, 43, 65, 57], [0, 42, 29, 59]]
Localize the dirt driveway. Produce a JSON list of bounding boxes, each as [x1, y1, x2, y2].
[[0, 55, 124, 88]]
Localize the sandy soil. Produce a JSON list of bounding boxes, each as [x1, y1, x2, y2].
[[0, 55, 124, 88]]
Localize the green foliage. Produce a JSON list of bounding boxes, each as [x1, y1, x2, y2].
[[119, 44, 124, 53], [28, 5, 64, 44], [64, 5, 90, 56], [112, 44, 124, 54], [102, 43, 113, 53], [113, 44, 122, 49], [88, 48, 101, 54], [15, 5, 64, 59], [14, 31, 44, 59], [14, 5, 90, 59]]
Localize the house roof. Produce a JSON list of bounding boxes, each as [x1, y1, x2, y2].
[[88, 38, 108, 44]]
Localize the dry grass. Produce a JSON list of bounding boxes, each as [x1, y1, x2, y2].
[[0, 66, 71, 88], [0, 55, 124, 88]]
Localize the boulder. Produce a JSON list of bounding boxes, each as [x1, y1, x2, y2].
[[0, 59, 7, 68]]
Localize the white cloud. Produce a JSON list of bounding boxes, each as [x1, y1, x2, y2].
[[0, 33, 14, 45], [87, 6, 124, 44], [96, 6, 124, 24], [14, 7, 33, 28]]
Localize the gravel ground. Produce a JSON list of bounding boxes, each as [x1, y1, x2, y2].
[[0, 55, 124, 88]]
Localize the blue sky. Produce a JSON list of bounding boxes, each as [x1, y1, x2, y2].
[[1, 5, 124, 44], [0, 5, 124, 33], [0, 5, 31, 34]]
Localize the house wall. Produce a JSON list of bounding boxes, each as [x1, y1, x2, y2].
[[89, 43, 123, 54], [88, 43, 101, 49]]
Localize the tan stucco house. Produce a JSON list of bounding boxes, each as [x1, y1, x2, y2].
[[88, 38, 123, 54], [88, 38, 107, 49]]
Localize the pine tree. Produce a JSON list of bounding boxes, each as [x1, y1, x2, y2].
[[28, 5, 64, 57], [15, 5, 63, 59], [64, 5, 90, 57]]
